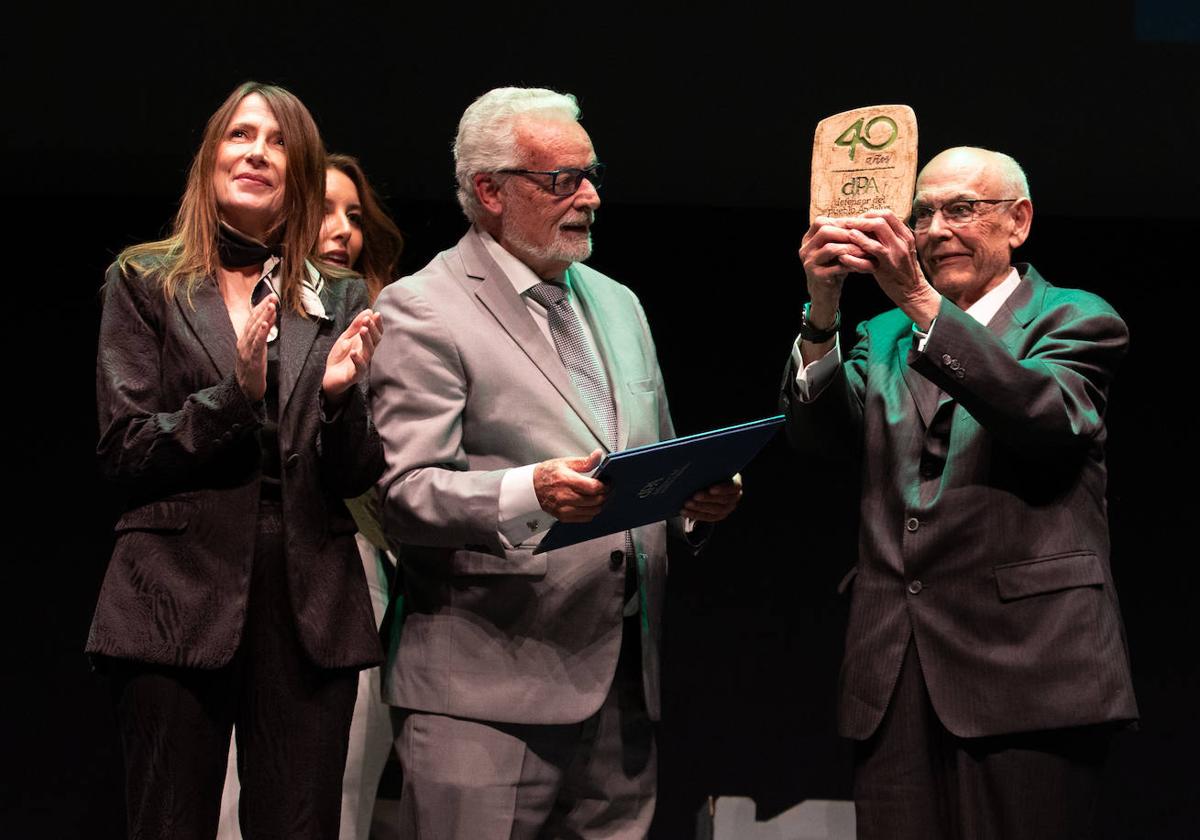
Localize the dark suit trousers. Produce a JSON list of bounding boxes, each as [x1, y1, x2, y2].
[[853, 638, 1113, 840], [392, 615, 656, 840], [108, 500, 358, 840]]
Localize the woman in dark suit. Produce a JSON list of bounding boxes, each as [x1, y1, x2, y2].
[[89, 81, 385, 840], [218, 152, 406, 840]]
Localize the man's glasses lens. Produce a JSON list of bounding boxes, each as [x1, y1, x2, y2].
[[498, 164, 607, 195], [553, 164, 606, 195], [910, 198, 1017, 231]]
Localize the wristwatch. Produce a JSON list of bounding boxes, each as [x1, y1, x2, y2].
[[799, 302, 840, 343]]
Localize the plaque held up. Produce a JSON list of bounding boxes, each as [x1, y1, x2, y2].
[[809, 105, 918, 223]]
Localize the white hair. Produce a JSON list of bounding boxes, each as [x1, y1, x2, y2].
[[991, 151, 1031, 201], [924, 146, 1031, 201], [453, 87, 581, 222]]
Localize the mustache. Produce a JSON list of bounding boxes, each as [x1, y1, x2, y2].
[[562, 211, 596, 226]]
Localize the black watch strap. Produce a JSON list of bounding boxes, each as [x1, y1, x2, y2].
[[799, 302, 840, 343]]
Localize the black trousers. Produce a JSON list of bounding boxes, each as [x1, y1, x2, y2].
[[853, 637, 1114, 840], [108, 501, 358, 840]]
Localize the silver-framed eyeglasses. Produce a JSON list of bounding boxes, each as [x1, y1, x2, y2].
[[910, 198, 1020, 232], [497, 163, 606, 196]]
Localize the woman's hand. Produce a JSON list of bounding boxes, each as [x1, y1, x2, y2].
[[236, 294, 278, 402], [322, 309, 384, 404]]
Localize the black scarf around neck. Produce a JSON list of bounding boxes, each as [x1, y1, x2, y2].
[[218, 222, 280, 269]]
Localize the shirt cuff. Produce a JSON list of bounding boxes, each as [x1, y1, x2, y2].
[[791, 333, 843, 402], [913, 317, 936, 352], [498, 463, 556, 547]]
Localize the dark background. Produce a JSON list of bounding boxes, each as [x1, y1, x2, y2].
[[5, 2, 1198, 837]]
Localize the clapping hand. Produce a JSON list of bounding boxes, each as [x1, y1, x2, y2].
[[322, 309, 384, 404], [236, 294, 278, 402]]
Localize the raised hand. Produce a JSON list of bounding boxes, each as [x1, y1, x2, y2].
[[838, 210, 942, 329], [236, 294, 278, 401], [322, 308, 384, 403], [799, 216, 869, 318]]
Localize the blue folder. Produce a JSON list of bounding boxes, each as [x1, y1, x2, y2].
[[534, 414, 784, 554]]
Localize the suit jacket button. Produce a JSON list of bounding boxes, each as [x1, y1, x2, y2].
[[956, 369, 965, 378], [285, 453, 301, 469], [942, 354, 953, 365], [908, 580, 923, 595], [905, 516, 920, 532], [610, 550, 624, 570]]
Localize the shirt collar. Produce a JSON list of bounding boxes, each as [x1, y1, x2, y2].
[[250, 258, 329, 342], [300, 260, 328, 320], [476, 227, 571, 298], [965, 267, 1021, 327]]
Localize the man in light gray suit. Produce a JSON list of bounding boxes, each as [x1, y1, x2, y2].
[[370, 87, 741, 839]]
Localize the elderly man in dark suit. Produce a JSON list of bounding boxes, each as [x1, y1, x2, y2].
[[780, 147, 1137, 839], [370, 86, 741, 839]]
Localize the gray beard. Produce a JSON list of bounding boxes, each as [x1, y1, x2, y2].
[[502, 221, 593, 271]]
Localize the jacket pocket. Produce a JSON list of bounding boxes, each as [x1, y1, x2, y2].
[[450, 548, 548, 577], [114, 499, 195, 533], [993, 551, 1104, 601]]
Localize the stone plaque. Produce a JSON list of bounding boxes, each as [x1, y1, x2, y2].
[[809, 105, 918, 222]]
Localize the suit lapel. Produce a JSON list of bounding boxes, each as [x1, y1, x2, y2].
[[278, 276, 330, 420], [177, 278, 238, 380], [460, 232, 610, 450], [899, 333, 939, 428], [279, 305, 320, 421], [986, 264, 1044, 353], [899, 267, 1045, 427]]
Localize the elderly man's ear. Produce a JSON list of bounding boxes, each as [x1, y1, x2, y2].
[[1008, 198, 1033, 250], [474, 173, 505, 217]]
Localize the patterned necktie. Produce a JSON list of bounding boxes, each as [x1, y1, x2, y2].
[[525, 280, 639, 612], [525, 281, 618, 449]]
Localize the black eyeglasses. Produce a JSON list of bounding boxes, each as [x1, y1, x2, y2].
[[910, 198, 1020, 231], [497, 163, 606, 196]]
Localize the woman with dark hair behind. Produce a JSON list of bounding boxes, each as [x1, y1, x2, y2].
[[322, 153, 405, 840], [89, 82, 385, 840], [320, 153, 405, 301], [218, 152, 405, 840]]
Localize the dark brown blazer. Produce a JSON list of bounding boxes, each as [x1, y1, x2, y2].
[[88, 259, 384, 671], [781, 265, 1138, 740]]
